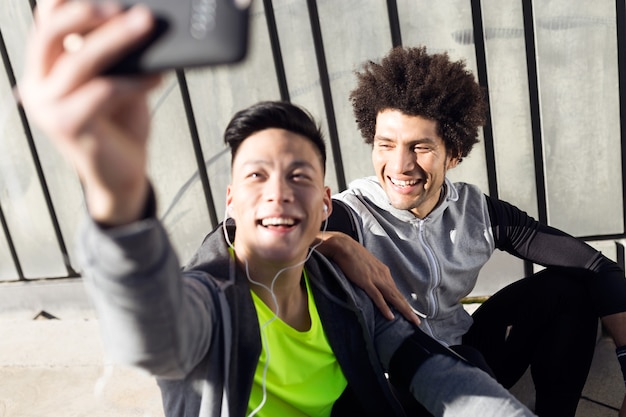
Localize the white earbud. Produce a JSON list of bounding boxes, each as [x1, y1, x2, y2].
[[323, 204, 328, 213]]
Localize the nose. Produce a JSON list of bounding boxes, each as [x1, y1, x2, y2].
[[265, 174, 294, 204], [389, 147, 416, 174]]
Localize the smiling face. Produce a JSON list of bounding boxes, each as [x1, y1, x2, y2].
[[372, 109, 459, 219], [227, 128, 331, 268]]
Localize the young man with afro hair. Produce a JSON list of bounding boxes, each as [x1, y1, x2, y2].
[[319, 46, 626, 417]]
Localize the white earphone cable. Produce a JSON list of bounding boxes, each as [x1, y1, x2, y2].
[[223, 204, 328, 417]]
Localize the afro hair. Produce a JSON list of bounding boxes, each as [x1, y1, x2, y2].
[[350, 46, 487, 160]]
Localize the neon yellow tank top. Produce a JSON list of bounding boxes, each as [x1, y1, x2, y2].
[[247, 269, 347, 417]]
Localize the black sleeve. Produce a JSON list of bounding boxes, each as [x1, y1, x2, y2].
[[485, 195, 626, 315]]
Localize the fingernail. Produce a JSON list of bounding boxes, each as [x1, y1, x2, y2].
[[125, 5, 153, 31], [63, 33, 84, 53]]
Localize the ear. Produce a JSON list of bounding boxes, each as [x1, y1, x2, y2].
[[446, 154, 461, 170], [322, 186, 332, 219], [226, 185, 234, 217]]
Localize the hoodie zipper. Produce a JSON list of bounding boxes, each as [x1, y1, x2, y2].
[[415, 217, 443, 342]]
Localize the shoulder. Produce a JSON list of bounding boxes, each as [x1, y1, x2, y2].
[[449, 180, 485, 200], [336, 177, 387, 207], [184, 221, 233, 282], [444, 180, 489, 214], [307, 251, 374, 313]]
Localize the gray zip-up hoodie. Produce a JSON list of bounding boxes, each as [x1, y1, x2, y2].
[[334, 176, 626, 346], [334, 177, 494, 345]]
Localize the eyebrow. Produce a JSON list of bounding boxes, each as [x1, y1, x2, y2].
[[240, 159, 319, 171], [374, 135, 437, 144]]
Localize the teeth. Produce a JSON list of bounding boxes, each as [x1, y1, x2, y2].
[[261, 217, 295, 227], [390, 178, 418, 187]]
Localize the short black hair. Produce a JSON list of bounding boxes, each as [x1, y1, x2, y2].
[[224, 101, 326, 172], [350, 46, 487, 161]]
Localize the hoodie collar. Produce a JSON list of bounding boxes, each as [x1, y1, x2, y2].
[[347, 176, 459, 222]]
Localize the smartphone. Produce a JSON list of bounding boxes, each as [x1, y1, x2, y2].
[[93, 0, 251, 74]]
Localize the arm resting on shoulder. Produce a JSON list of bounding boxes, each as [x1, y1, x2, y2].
[[316, 231, 419, 326]]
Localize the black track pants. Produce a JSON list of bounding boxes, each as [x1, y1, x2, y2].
[[462, 268, 599, 417]]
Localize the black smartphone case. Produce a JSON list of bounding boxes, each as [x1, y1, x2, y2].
[[98, 0, 250, 74]]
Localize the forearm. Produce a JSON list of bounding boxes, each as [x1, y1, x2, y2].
[[315, 230, 382, 292], [315, 230, 352, 259], [378, 321, 536, 417], [410, 355, 535, 417], [79, 216, 215, 378], [317, 230, 419, 324], [83, 174, 151, 227]]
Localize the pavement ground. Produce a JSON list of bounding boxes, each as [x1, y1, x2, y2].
[[0, 281, 624, 417]]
